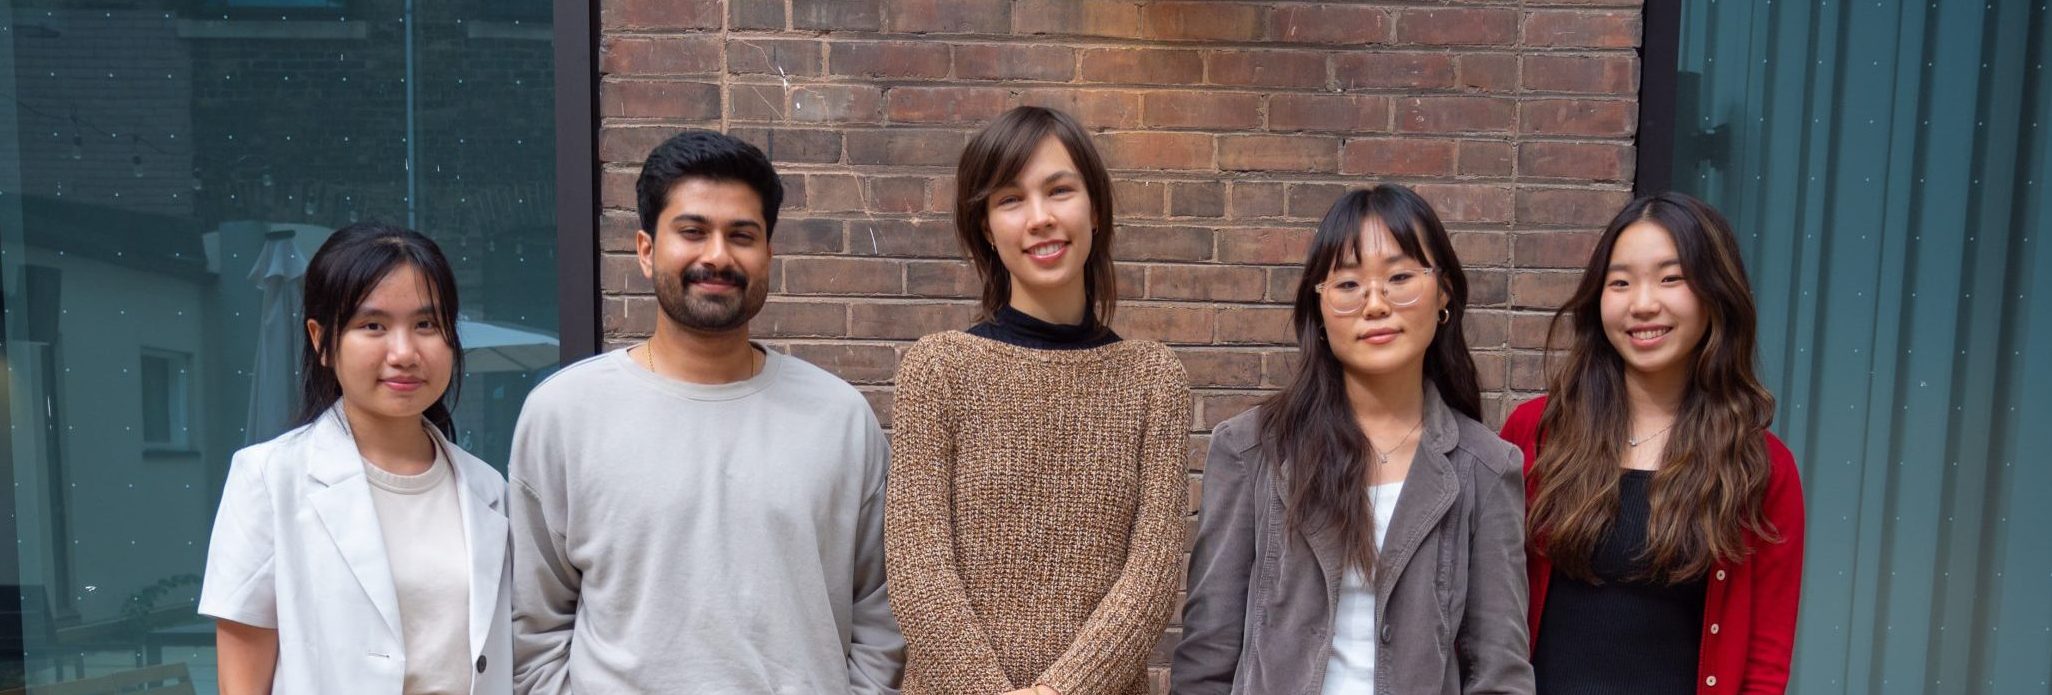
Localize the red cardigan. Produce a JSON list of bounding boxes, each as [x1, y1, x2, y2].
[[1500, 397, 1805, 695]]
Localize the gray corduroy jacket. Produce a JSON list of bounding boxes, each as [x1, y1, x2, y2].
[[1172, 383, 1535, 695]]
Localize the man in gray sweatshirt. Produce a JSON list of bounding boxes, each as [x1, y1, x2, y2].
[[509, 130, 903, 694]]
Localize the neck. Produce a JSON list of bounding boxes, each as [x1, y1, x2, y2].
[[342, 401, 435, 476], [1624, 364, 1689, 425], [1342, 363, 1427, 430], [1007, 278, 1088, 326], [650, 319, 759, 384]]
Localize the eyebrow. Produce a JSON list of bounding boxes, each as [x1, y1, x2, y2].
[[1608, 259, 1684, 272], [668, 213, 762, 230], [1041, 169, 1079, 186], [352, 305, 437, 319]]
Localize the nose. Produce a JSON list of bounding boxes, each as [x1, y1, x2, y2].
[[699, 231, 733, 267], [1627, 281, 1660, 317], [1359, 279, 1394, 319], [1025, 196, 1058, 234], [386, 328, 422, 367]]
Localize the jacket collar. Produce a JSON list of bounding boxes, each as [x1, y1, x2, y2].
[[1301, 381, 1465, 603]]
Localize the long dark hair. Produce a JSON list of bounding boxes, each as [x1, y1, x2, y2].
[[953, 106, 1119, 329], [1258, 185, 1480, 577], [1528, 192, 1777, 584], [294, 222, 464, 437]]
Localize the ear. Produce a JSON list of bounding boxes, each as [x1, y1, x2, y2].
[[636, 228, 656, 280], [305, 319, 327, 367]]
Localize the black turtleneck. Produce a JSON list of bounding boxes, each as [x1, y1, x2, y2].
[[965, 305, 1121, 350]]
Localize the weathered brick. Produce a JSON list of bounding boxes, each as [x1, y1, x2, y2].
[[1207, 50, 1328, 89], [1175, 348, 1269, 388], [1516, 187, 1633, 226], [1520, 141, 1635, 181], [755, 300, 851, 338], [906, 261, 980, 297], [830, 41, 952, 79], [1396, 96, 1516, 134], [1458, 140, 1515, 176], [1468, 267, 1510, 305], [1198, 391, 1270, 429], [866, 176, 929, 213], [1149, 265, 1267, 302], [603, 0, 721, 30], [845, 129, 969, 166], [1013, 0, 1144, 38], [1016, 89, 1145, 129], [1412, 183, 1514, 224], [1522, 99, 1638, 137], [1168, 182, 1226, 218], [786, 342, 899, 384], [1143, 2, 1267, 42], [599, 125, 683, 163], [601, 36, 721, 75], [887, 86, 1011, 124], [1270, 5, 1392, 45], [1516, 230, 1602, 269], [1114, 304, 1217, 344], [727, 39, 825, 77], [954, 44, 1077, 82], [1285, 182, 1348, 219], [1217, 228, 1312, 265], [1117, 225, 1215, 262], [1116, 180, 1169, 218], [600, 210, 639, 253], [805, 174, 865, 212], [885, 0, 1012, 34], [792, 0, 882, 31], [727, 127, 843, 164], [774, 218, 845, 254], [1230, 182, 1287, 219], [1341, 138, 1457, 177], [1220, 134, 1339, 173], [1523, 55, 1638, 95], [1098, 132, 1215, 171], [853, 219, 961, 257], [784, 257, 906, 295], [1525, 10, 1642, 48], [1217, 306, 1294, 344], [729, 0, 785, 30], [846, 302, 981, 339], [1079, 48, 1207, 85], [730, 83, 887, 124], [1394, 8, 1519, 46], [602, 80, 720, 120], [1458, 53, 1519, 93], [1510, 271, 1582, 309], [1268, 94, 1392, 133], [1334, 53, 1456, 90], [1143, 91, 1264, 130]]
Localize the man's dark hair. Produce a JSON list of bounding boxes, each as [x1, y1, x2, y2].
[[636, 130, 784, 238]]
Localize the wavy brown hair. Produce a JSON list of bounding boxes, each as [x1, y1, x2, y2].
[[953, 106, 1118, 331], [1528, 192, 1779, 585], [1260, 185, 1480, 578]]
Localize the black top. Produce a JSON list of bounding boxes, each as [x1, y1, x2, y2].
[[1533, 469, 1707, 695], [965, 305, 1121, 350]]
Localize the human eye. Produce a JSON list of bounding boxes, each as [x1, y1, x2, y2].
[[1607, 277, 1629, 289], [1662, 274, 1687, 285]]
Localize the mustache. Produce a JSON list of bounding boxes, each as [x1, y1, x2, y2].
[[682, 265, 749, 290]]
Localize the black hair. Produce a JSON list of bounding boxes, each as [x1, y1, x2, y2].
[[636, 130, 785, 238], [294, 222, 464, 437]]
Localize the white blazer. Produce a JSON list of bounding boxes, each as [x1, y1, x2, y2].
[[199, 406, 513, 695]]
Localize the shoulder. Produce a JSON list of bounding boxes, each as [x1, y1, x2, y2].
[[443, 439, 508, 493], [1451, 412, 1523, 479], [1212, 406, 1265, 458], [522, 350, 623, 410], [1759, 429, 1805, 513], [1119, 339, 1190, 378], [1500, 396, 1549, 446]]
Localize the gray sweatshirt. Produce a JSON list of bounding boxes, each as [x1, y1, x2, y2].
[[509, 347, 904, 694]]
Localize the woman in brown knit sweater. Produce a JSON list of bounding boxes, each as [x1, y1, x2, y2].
[[884, 106, 1192, 695]]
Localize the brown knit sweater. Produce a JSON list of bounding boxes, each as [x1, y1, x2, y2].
[[884, 331, 1191, 695]]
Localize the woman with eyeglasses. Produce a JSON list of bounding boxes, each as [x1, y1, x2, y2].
[[1173, 184, 1534, 695]]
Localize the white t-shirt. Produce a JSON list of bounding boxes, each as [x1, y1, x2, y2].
[[1322, 480, 1405, 695], [364, 440, 473, 695]]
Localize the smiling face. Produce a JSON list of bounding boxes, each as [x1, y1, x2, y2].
[[1600, 220, 1709, 382], [985, 135, 1096, 317], [1320, 219, 1448, 379], [638, 177, 773, 334], [309, 263, 454, 429]]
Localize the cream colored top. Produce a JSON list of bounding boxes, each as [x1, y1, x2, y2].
[[364, 440, 473, 695]]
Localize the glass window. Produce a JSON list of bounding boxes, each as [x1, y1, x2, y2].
[[0, 0, 560, 689]]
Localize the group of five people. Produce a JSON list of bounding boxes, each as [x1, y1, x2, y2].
[[198, 105, 1805, 695]]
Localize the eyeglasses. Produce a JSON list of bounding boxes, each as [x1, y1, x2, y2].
[[1315, 267, 1438, 315]]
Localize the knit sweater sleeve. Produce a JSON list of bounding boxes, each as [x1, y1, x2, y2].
[[882, 341, 1017, 693], [1038, 349, 1193, 695]]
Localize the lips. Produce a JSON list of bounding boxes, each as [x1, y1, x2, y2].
[[1357, 327, 1402, 345], [382, 377, 425, 393], [1626, 325, 1672, 348], [1024, 240, 1069, 265]]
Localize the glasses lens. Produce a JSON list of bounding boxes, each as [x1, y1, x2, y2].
[[1323, 280, 1367, 314], [1386, 270, 1426, 306]]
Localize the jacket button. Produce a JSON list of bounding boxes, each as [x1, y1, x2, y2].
[[1709, 623, 1720, 635], [1706, 675, 1718, 687], [1379, 623, 1392, 644], [476, 656, 487, 674], [1715, 570, 1728, 581]]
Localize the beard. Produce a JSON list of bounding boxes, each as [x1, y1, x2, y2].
[[654, 263, 766, 333]]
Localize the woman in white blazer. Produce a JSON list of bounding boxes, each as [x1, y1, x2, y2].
[[200, 222, 512, 695]]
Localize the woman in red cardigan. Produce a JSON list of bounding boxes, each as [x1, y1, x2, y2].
[[1498, 192, 1804, 695]]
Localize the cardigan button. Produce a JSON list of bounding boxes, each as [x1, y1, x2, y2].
[[1710, 623, 1720, 635], [476, 656, 487, 674], [1379, 623, 1392, 644], [1715, 570, 1728, 581], [1706, 676, 1718, 687]]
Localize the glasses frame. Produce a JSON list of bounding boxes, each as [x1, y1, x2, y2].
[[1315, 266, 1439, 315]]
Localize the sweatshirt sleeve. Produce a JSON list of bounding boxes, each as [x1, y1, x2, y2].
[[882, 344, 1018, 693], [848, 416, 908, 694], [509, 403, 579, 695], [1038, 352, 1193, 695]]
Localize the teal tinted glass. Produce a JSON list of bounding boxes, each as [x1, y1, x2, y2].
[[1672, 0, 2050, 692], [0, 1, 556, 689]]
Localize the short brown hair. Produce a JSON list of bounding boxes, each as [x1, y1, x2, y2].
[[953, 106, 1118, 329]]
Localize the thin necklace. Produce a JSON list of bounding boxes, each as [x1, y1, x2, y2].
[[1629, 421, 1676, 448], [643, 339, 762, 379], [1368, 417, 1426, 466]]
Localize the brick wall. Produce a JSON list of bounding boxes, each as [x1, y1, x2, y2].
[[597, 0, 1642, 688]]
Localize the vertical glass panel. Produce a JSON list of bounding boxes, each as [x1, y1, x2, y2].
[[0, 0, 557, 690], [1672, 1, 2051, 693]]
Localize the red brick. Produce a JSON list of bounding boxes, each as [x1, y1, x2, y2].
[[1220, 135, 1339, 173], [1142, 91, 1263, 130], [1230, 182, 1286, 218], [1263, 349, 1304, 385], [602, 0, 720, 30], [1217, 306, 1294, 344], [1510, 271, 1581, 309], [1206, 50, 1328, 89], [602, 80, 720, 120], [885, 0, 1012, 34], [599, 125, 682, 163], [1116, 226, 1214, 262], [805, 174, 864, 212], [1270, 5, 1392, 45], [1520, 141, 1635, 181], [1148, 265, 1267, 301], [867, 389, 895, 429], [847, 302, 981, 339], [786, 342, 898, 384], [830, 41, 951, 79], [1098, 132, 1215, 171], [1116, 180, 1168, 218], [1516, 231, 1602, 269], [1079, 48, 1207, 85], [1268, 94, 1392, 133], [845, 129, 969, 166], [1013, 0, 1144, 38], [1341, 138, 1457, 176], [1396, 96, 1516, 134], [1458, 54, 1519, 92], [1474, 350, 1507, 391], [906, 261, 980, 297], [1217, 228, 1312, 265], [608, 296, 658, 335], [1523, 55, 1638, 95], [1267, 267, 1304, 303], [1394, 9, 1519, 46], [855, 219, 962, 258], [1167, 183, 1226, 218], [1114, 304, 1217, 344], [1285, 183, 1348, 218], [600, 211, 639, 253], [1458, 140, 1515, 176], [1522, 99, 1638, 137], [601, 168, 636, 208], [784, 258, 905, 295], [727, 39, 825, 77], [1175, 349, 1268, 389], [1198, 392, 1270, 429], [779, 174, 810, 211], [1511, 312, 1570, 350], [926, 177, 957, 214], [954, 44, 1077, 82], [887, 86, 1011, 124], [1334, 53, 1456, 90], [792, 0, 882, 31], [730, 83, 886, 124], [1467, 309, 1512, 349], [602, 253, 652, 294], [1143, 2, 1267, 42], [1116, 265, 1147, 300], [774, 218, 845, 254], [1517, 187, 1633, 226], [1412, 183, 1514, 224], [755, 300, 850, 338], [601, 36, 721, 75], [865, 176, 929, 213], [1469, 267, 1510, 305], [1510, 351, 1553, 390], [1016, 89, 1144, 129], [1525, 10, 1642, 48], [727, 127, 843, 164], [730, 0, 784, 31]]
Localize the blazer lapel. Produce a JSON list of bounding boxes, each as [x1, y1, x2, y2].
[[1374, 383, 1461, 600], [303, 410, 404, 640], [441, 431, 507, 659]]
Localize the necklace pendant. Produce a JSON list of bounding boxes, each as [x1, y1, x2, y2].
[[1628, 437, 1640, 447]]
